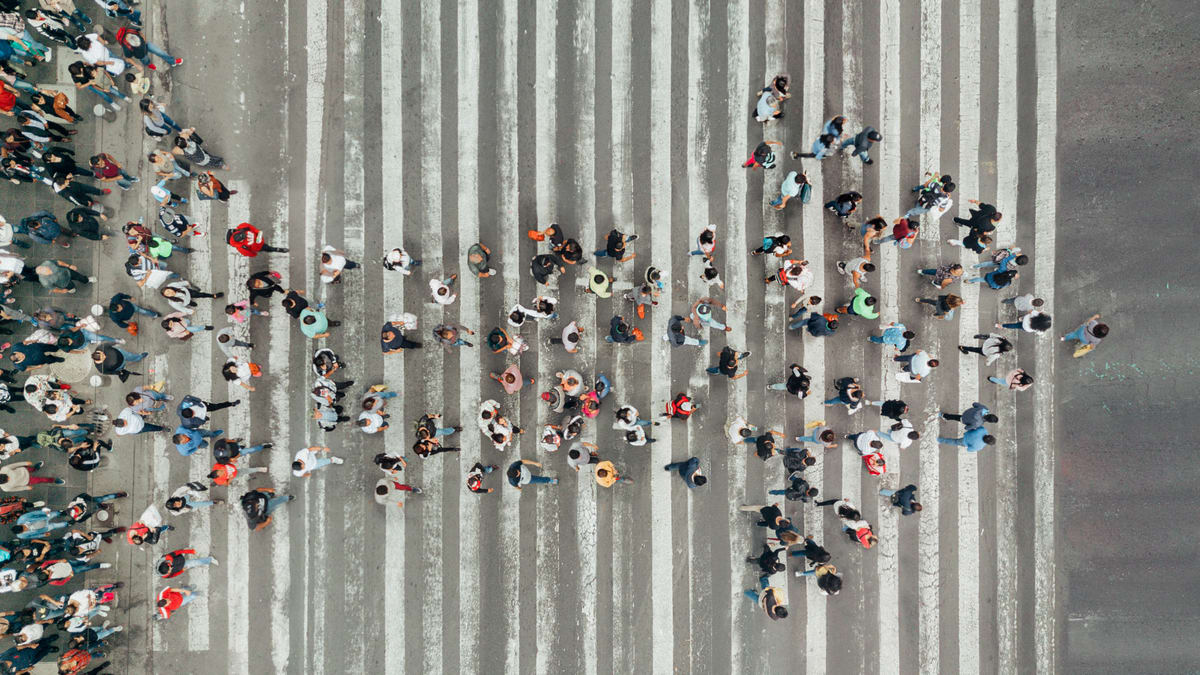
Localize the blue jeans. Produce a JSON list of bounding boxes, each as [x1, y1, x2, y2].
[[117, 348, 146, 364], [183, 557, 215, 569], [526, 474, 555, 485], [937, 436, 966, 447], [263, 495, 291, 516], [185, 498, 215, 510], [987, 376, 1006, 385], [706, 366, 720, 375], [795, 433, 819, 444], [1000, 321, 1022, 330], [307, 457, 333, 472], [767, 489, 787, 496], [822, 396, 844, 405], [879, 488, 896, 497], [81, 329, 119, 344], [241, 444, 268, 456], [1063, 326, 1088, 344], [894, 354, 915, 365], [434, 427, 456, 437]]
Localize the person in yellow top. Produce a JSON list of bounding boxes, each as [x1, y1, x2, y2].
[[743, 575, 787, 620], [593, 460, 631, 488]]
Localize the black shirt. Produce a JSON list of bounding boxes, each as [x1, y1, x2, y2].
[[282, 290, 308, 318], [380, 324, 406, 352], [786, 366, 809, 395], [880, 399, 907, 420], [783, 449, 812, 473], [754, 435, 776, 460], [718, 347, 738, 376], [605, 229, 625, 258], [94, 345, 124, 373]]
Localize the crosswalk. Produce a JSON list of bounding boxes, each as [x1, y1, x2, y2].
[[110, 0, 1064, 672]]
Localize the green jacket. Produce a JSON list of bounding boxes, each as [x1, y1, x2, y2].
[[850, 287, 879, 320]]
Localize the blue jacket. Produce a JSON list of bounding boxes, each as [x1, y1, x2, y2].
[[963, 427, 990, 453], [676, 457, 703, 488]]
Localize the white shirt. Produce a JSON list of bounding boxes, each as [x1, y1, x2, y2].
[[780, 171, 802, 196], [319, 245, 346, 283], [374, 478, 405, 505], [292, 447, 321, 476], [114, 406, 145, 435], [357, 410, 385, 434], [429, 279, 456, 305], [613, 406, 640, 431], [726, 415, 754, 444], [886, 419, 916, 449], [754, 91, 778, 120], [852, 429, 881, 455], [566, 445, 591, 469], [79, 33, 126, 76]]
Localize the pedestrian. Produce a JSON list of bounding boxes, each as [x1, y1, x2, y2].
[[688, 297, 730, 333], [789, 304, 838, 337], [547, 320, 583, 353], [374, 478, 421, 508], [490, 364, 533, 395], [91, 344, 147, 382], [381, 319, 422, 353], [867, 398, 909, 422], [428, 274, 458, 305], [752, 80, 784, 122], [989, 368, 1034, 391], [465, 462, 500, 493], [741, 140, 781, 170], [796, 562, 842, 596], [835, 287, 879, 320], [964, 268, 1019, 291], [745, 543, 787, 576], [157, 549, 217, 578], [1060, 313, 1108, 357], [160, 280, 223, 315], [1002, 293, 1044, 313], [706, 346, 750, 380], [164, 481, 222, 516], [111, 406, 166, 436], [938, 425, 996, 453], [291, 445, 343, 477], [594, 460, 632, 487], [138, 98, 182, 138], [594, 228, 637, 262], [318, 245, 358, 283], [916, 263, 964, 289], [894, 349, 938, 383], [860, 215, 889, 254], [952, 198, 1002, 235], [700, 257, 724, 290], [744, 429, 785, 461], [35, 259, 94, 294], [789, 536, 832, 568], [769, 171, 808, 210], [751, 233, 792, 257], [65, 206, 109, 241], [840, 125, 882, 164], [113, 24, 181, 69], [913, 293, 963, 321], [765, 363, 809, 399], [0, 461, 64, 491], [881, 216, 919, 248], [740, 503, 797, 537], [155, 585, 199, 620], [433, 323, 474, 349], [221, 356, 262, 392], [663, 456, 706, 488], [824, 191, 862, 220], [743, 575, 787, 620], [225, 299, 268, 324], [382, 246, 421, 274], [770, 474, 818, 502], [506, 459, 556, 490], [941, 401, 998, 431], [996, 309, 1052, 334], [868, 321, 914, 353], [466, 242, 497, 277], [946, 230, 993, 253], [299, 307, 339, 340], [227, 222, 288, 257], [958, 333, 1013, 366], [663, 314, 708, 348], [823, 376, 865, 414], [240, 487, 292, 532], [794, 421, 837, 449], [195, 170, 235, 202], [688, 223, 716, 259], [172, 128, 227, 171], [529, 254, 565, 285]]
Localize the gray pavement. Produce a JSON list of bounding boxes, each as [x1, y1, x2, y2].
[[1, 0, 1184, 673]]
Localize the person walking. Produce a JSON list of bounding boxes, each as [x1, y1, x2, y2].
[[894, 349, 939, 383], [937, 426, 996, 453], [374, 478, 422, 508], [824, 191, 862, 220], [766, 363, 810, 399], [226, 222, 287, 257], [318, 245, 359, 284], [868, 321, 914, 353], [823, 376, 865, 414], [240, 487, 292, 532], [913, 293, 963, 321], [156, 549, 217, 578], [745, 544, 787, 577], [952, 198, 1002, 235], [958, 333, 1014, 366], [741, 140, 781, 170], [506, 459, 556, 490], [1060, 313, 1108, 357], [879, 484, 922, 515], [796, 562, 842, 596], [840, 125, 882, 164], [594, 228, 637, 262], [490, 364, 533, 395], [794, 421, 837, 449], [706, 346, 750, 380], [156, 585, 199, 620], [770, 474, 818, 502], [988, 368, 1034, 391], [35, 260, 94, 294], [995, 308, 1052, 334], [743, 576, 787, 620], [769, 170, 808, 210], [916, 263, 964, 289], [689, 224, 717, 259], [292, 445, 344, 477], [465, 462, 500, 494], [835, 287, 879, 320], [663, 456, 706, 488]]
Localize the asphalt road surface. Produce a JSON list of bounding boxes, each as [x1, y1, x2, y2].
[[3, 0, 1189, 673]]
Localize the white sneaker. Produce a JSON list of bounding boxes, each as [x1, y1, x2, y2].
[[109, 102, 121, 112], [209, 558, 219, 566], [331, 457, 344, 465], [794, 570, 804, 578], [99, 562, 112, 569], [87, 276, 97, 283], [116, 339, 126, 345]]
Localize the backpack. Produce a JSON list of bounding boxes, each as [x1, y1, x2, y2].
[[240, 491, 269, 525]]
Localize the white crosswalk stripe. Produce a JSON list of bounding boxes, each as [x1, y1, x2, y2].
[[132, 1, 1065, 672]]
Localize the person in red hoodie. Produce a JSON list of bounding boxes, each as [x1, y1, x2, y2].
[[156, 585, 199, 620], [156, 548, 217, 578], [226, 222, 288, 258]]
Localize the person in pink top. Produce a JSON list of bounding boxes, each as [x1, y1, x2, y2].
[[489, 364, 533, 395]]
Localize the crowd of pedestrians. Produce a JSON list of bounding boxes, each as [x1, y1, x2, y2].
[[0, 5, 1107, 669]]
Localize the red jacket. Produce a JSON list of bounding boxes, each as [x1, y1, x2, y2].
[[227, 222, 264, 257], [157, 587, 185, 619], [158, 549, 196, 578]]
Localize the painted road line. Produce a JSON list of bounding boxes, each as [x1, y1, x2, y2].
[[875, 2, 902, 673], [571, 0, 599, 672], [1032, 2, 1059, 671], [956, 3, 983, 674], [609, 1, 632, 669], [301, 0, 328, 666], [917, 0, 942, 671], [341, 0, 368, 669], [185, 198, 213, 654], [799, 0, 827, 670], [685, 0, 712, 670], [532, 1, 560, 672], [456, 1, 483, 673], [221, 184, 250, 674], [724, 1, 750, 670], [380, 0, 405, 671], [649, 0, 674, 671], [419, 1, 446, 671], [994, 1, 1020, 670], [497, 0, 522, 670], [149, 353, 170, 654]]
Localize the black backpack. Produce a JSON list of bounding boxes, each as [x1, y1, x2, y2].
[[240, 491, 269, 527]]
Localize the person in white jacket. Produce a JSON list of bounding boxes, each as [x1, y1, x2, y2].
[[958, 333, 1013, 366]]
